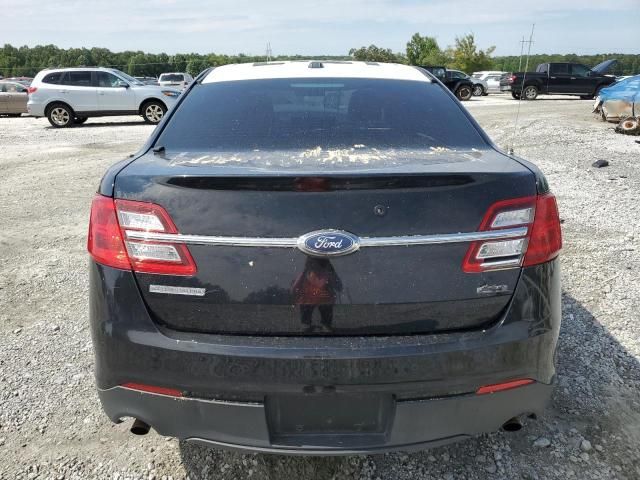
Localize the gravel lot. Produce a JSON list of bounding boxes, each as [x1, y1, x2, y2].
[[1, 94, 639, 479]]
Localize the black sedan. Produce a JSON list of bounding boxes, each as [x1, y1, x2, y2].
[[88, 61, 562, 454]]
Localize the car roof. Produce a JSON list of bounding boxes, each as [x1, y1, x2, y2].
[[202, 61, 431, 83], [41, 67, 115, 72]]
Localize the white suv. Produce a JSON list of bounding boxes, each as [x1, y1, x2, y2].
[[158, 72, 193, 90], [27, 67, 182, 127]]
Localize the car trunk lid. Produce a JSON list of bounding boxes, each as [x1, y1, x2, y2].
[[114, 147, 535, 336]]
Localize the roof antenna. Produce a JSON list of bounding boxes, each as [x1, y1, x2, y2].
[[508, 24, 535, 156]]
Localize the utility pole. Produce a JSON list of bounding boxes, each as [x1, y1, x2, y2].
[[518, 34, 534, 72], [266, 42, 272, 63]]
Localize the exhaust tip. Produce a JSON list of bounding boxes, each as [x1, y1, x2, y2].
[[130, 418, 151, 436], [502, 416, 523, 432]]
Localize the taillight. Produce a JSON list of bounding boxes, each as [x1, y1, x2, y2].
[[87, 195, 131, 270], [522, 194, 562, 267], [508, 75, 517, 84], [87, 195, 196, 276], [27, 86, 37, 94], [463, 193, 561, 273]]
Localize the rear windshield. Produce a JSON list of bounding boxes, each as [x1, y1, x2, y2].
[[160, 74, 184, 82], [157, 78, 488, 152]]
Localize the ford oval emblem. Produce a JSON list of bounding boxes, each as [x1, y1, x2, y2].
[[297, 230, 360, 257]]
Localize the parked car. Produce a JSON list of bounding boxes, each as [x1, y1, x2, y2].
[[445, 69, 488, 96], [593, 74, 640, 122], [500, 60, 617, 100], [88, 61, 562, 454], [27, 67, 181, 127], [158, 72, 193, 90], [134, 76, 160, 86], [5, 76, 33, 86], [418, 66, 475, 100], [472, 71, 507, 93], [0, 81, 29, 116]]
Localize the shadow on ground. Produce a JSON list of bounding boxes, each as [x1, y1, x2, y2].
[[179, 293, 640, 479]]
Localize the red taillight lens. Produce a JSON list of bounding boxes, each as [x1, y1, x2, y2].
[[87, 195, 196, 276], [27, 86, 37, 94], [522, 193, 562, 267], [463, 193, 561, 273], [87, 195, 131, 270], [476, 378, 534, 395], [509, 75, 517, 84]]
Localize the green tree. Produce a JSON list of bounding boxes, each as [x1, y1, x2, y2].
[[449, 34, 495, 74], [348, 45, 405, 63], [405, 33, 448, 66]]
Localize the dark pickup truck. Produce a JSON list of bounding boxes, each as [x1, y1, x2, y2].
[[500, 60, 617, 100]]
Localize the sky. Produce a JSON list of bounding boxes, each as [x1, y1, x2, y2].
[[2, 0, 639, 56]]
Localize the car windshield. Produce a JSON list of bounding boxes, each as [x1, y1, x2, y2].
[[160, 74, 184, 82], [111, 70, 144, 86], [157, 77, 488, 153]]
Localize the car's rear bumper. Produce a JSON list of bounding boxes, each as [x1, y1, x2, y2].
[[26, 101, 45, 117], [99, 381, 552, 454], [500, 85, 512, 92], [90, 258, 560, 453]]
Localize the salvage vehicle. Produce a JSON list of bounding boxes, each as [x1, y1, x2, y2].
[[88, 61, 562, 454], [27, 67, 181, 127], [419, 66, 475, 100], [0, 81, 29, 116], [593, 74, 640, 122], [500, 60, 617, 100]]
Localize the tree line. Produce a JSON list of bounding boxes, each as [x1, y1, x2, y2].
[[2, 36, 638, 79]]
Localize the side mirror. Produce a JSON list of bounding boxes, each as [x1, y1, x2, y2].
[[116, 81, 129, 88]]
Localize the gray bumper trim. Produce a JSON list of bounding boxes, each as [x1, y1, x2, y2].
[[99, 382, 552, 455]]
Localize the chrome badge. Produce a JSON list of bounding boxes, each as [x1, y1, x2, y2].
[[297, 230, 360, 257]]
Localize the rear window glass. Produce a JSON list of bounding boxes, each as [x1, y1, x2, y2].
[[63, 71, 92, 86], [550, 64, 569, 75], [158, 78, 488, 152], [42, 72, 64, 84], [160, 74, 184, 82]]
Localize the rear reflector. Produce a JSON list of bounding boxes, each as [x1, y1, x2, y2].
[[87, 195, 196, 276], [463, 194, 561, 272], [122, 382, 183, 397], [476, 379, 534, 395]]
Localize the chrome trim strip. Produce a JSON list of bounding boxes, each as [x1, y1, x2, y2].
[[125, 227, 528, 248]]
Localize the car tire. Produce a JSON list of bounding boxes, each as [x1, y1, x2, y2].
[[472, 85, 484, 97], [511, 91, 521, 100], [142, 101, 167, 124], [455, 85, 473, 101], [73, 117, 88, 125], [46, 103, 74, 128], [522, 85, 539, 100]]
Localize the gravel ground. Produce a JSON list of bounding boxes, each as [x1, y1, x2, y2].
[[1, 94, 639, 479]]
